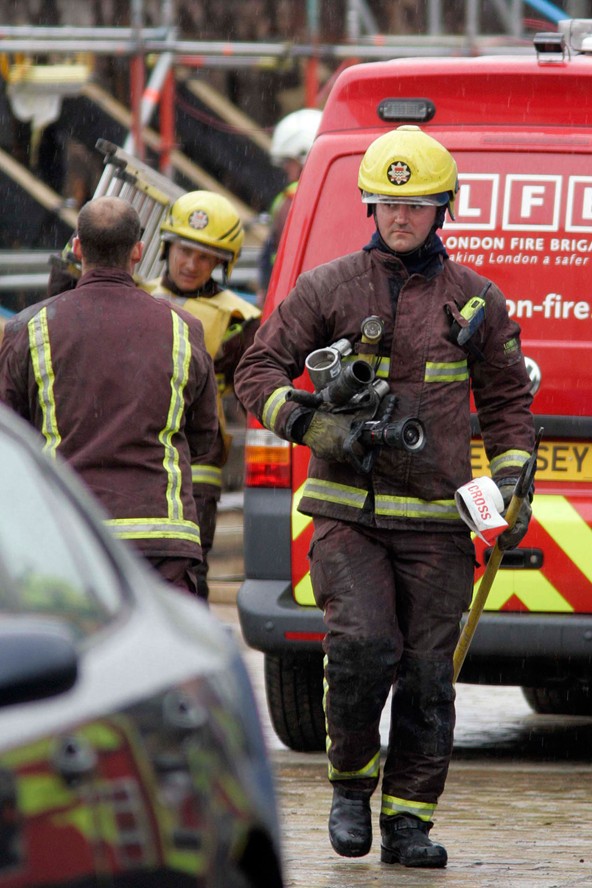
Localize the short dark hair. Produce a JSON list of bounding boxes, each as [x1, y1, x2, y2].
[[77, 197, 141, 268]]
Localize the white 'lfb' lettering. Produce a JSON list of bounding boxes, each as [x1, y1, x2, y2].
[[452, 174, 592, 234]]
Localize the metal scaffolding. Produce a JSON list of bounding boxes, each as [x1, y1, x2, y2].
[[0, 0, 581, 182], [0, 0, 572, 172]]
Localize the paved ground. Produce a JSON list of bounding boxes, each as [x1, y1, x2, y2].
[[234, 612, 592, 888], [210, 503, 592, 888]]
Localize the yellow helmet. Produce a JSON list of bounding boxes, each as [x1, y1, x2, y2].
[[358, 125, 459, 219], [160, 191, 244, 277]]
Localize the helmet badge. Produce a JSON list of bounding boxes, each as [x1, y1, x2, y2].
[[387, 161, 411, 186], [189, 210, 209, 230]]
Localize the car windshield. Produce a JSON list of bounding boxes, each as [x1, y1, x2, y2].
[[0, 432, 123, 639]]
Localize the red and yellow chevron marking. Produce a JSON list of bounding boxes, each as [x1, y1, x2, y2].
[[291, 444, 315, 604], [473, 494, 592, 613]]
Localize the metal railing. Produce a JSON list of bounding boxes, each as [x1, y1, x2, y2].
[[0, 246, 260, 304]]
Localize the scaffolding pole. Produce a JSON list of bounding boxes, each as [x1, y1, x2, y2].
[[0, 0, 563, 172]]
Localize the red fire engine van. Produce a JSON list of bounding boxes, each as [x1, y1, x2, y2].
[[239, 19, 592, 752]]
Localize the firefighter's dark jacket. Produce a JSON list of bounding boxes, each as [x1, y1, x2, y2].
[[0, 268, 219, 559], [235, 248, 535, 530], [144, 275, 260, 497]]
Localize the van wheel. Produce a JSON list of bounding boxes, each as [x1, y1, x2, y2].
[[264, 652, 325, 752], [522, 685, 592, 715]]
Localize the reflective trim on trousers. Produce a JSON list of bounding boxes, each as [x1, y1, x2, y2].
[[381, 794, 437, 823], [328, 751, 381, 783]]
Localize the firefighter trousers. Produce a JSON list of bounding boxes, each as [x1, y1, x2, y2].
[[194, 494, 219, 601], [309, 517, 474, 813]]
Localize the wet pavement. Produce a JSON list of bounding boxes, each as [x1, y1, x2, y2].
[[210, 503, 592, 888]]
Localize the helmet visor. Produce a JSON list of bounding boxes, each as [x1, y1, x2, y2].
[[161, 232, 233, 263], [361, 191, 449, 207]]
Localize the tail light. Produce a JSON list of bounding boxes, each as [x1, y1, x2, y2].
[[244, 416, 291, 488]]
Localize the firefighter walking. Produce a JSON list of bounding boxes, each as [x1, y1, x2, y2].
[[143, 191, 260, 600], [235, 125, 534, 868]]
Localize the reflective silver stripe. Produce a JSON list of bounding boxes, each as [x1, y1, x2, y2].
[[159, 313, 191, 521], [376, 495, 460, 520], [192, 464, 222, 487], [328, 752, 381, 782], [302, 478, 369, 509], [425, 359, 468, 383], [28, 309, 61, 456], [381, 794, 436, 822], [105, 518, 201, 544], [262, 386, 292, 432], [490, 449, 530, 476]]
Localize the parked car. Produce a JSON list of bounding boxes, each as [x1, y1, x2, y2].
[[0, 404, 283, 888]]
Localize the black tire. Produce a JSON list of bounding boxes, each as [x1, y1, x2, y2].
[[264, 652, 326, 752], [522, 685, 592, 715]]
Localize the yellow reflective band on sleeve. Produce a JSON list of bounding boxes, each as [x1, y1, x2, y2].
[[301, 478, 369, 509], [489, 449, 530, 476], [328, 752, 381, 782], [262, 386, 292, 432], [105, 517, 201, 545], [375, 495, 459, 520], [425, 359, 469, 383], [28, 308, 61, 457], [159, 312, 191, 521], [381, 794, 436, 822], [192, 464, 223, 487]]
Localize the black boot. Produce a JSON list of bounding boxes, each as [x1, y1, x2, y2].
[[380, 814, 447, 868], [328, 787, 372, 857]]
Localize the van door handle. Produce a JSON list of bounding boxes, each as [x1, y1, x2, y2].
[[484, 547, 544, 569]]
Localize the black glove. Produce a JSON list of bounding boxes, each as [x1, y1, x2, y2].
[[302, 410, 362, 463], [496, 479, 532, 550]]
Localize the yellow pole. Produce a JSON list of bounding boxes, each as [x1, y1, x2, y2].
[[453, 492, 523, 683], [453, 428, 542, 684]]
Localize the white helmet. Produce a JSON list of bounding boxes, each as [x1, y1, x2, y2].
[[270, 108, 322, 166]]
